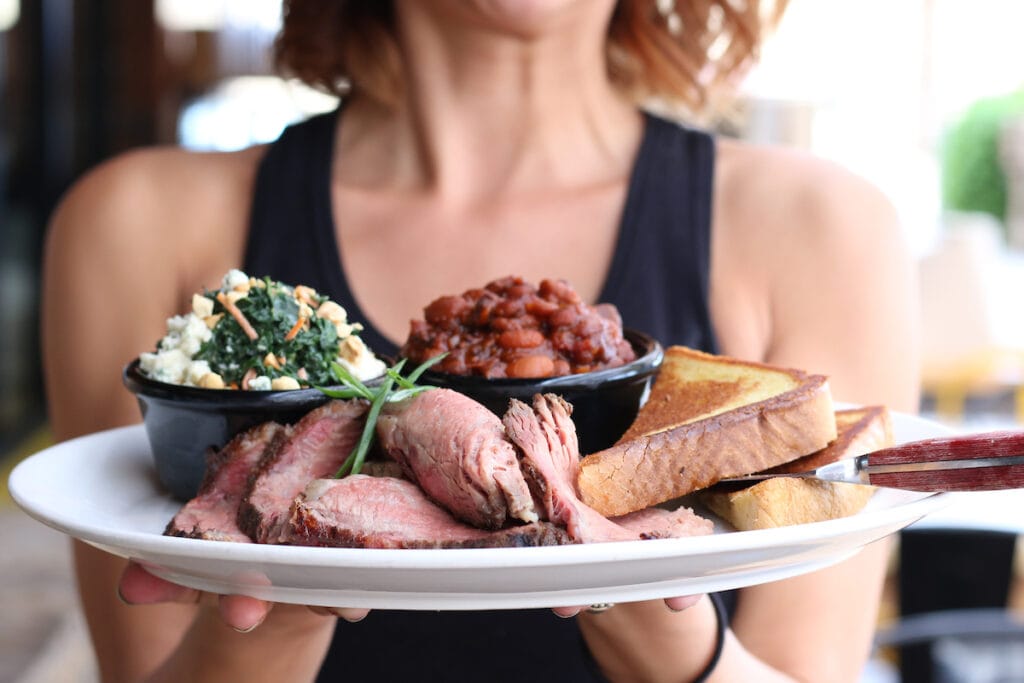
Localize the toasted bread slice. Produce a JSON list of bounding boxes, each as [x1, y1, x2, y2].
[[576, 347, 837, 517], [700, 406, 893, 530]]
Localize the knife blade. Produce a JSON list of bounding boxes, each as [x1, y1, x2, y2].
[[719, 430, 1024, 492]]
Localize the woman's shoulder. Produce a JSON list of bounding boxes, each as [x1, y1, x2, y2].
[[713, 136, 902, 254], [54, 145, 265, 233], [707, 136, 914, 368], [48, 144, 266, 278]]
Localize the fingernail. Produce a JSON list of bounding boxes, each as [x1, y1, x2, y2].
[[116, 585, 132, 606], [340, 613, 366, 623], [329, 607, 370, 622], [233, 620, 263, 634], [665, 603, 686, 613]]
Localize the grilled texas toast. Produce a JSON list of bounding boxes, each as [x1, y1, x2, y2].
[[576, 346, 838, 517], [700, 406, 892, 530]]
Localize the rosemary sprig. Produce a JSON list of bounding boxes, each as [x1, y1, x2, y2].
[[319, 361, 376, 400], [333, 368, 397, 478], [319, 355, 446, 477]]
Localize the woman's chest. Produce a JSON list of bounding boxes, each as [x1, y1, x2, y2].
[[331, 183, 630, 344]]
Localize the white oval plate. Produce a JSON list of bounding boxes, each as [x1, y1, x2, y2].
[[9, 414, 952, 610]]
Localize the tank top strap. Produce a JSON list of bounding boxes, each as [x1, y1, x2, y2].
[[599, 111, 719, 354], [244, 107, 389, 344]]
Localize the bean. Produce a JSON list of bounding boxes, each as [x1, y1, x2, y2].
[[425, 296, 468, 324], [539, 279, 580, 305], [492, 315, 539, 332], [498, 329, 544, 349], [572, 338, 598, 364], [506, 354, 555, 378], [550, 329, 575, 352], [548, 306, 580, 328], [489, 317, 515, 332], [402, 276, 635, 377], [493, 298, 524, 317], [525, 298, 559, 317], [506, 283, 534, 299], [574, 315, 602, 336], [469, 296, 497, 326]]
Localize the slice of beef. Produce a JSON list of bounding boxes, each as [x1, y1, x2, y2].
[[165, 422, 288, 542], [503, 394, 653, 543], [611, 506, 714, 540], [290, 476, 572, 549], [506, 394, 714, 542], [376, 389, 539, 530], [238, 400, 367, 543]]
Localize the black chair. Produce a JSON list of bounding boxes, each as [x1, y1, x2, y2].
[[876, 528, 1023, 682]]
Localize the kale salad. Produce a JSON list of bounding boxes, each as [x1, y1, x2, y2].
[[139, 270, 385, 390]]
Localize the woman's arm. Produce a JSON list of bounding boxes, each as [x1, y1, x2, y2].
[[43, 151, 201, 682], [723, 148, 919, 683], [42, 148, 337, 683], [579, 146, 919, 683]]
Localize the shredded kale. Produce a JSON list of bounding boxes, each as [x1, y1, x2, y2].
[[194, 277, 347, 387]]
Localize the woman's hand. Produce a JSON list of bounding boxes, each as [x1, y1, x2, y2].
[[117, 561, 370, 629], [120, 558, 695, 628], [551, 594, 701, 618]]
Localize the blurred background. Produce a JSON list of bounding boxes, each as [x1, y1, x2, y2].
[[2, 1, 1023, 681]]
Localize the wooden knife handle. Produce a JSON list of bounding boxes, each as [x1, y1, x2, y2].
[[868, 430, 1024, 492]]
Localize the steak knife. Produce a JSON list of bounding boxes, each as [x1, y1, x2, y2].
[[721, 431, 1024, 492]]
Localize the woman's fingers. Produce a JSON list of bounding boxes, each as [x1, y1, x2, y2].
[[118, 561, 374, 633], [117, 560, 200, 605], [663, 595, 701, 612], [308, 606, 371, 623], [219, 594, 272, 633], [120, 559, 700, 626], [119, 561, 273, 632], [554, 596, 701, 619]]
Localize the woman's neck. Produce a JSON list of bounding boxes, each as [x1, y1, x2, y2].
[[336, 1, 642, 206]]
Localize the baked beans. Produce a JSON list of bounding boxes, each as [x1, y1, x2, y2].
[[400, 276, 636, 378]]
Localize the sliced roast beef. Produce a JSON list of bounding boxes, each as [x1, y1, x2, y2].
[[165, 422, 288, 542], [238, 400, 367, 543], [290, 476, 572, 549], [376, 389, 539, 530], [165, 390, 712, 550], [502, 394, 714, 543], [503, 394, 637, 542], [611, 506, 714, 540]]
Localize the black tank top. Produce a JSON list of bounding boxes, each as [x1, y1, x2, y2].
[[245, 107, 726, 683]]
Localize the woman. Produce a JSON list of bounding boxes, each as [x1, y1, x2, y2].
[[42, 1, 920, 681]]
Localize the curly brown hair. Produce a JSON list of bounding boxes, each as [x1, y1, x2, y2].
[[274, 0, 787, 118]]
